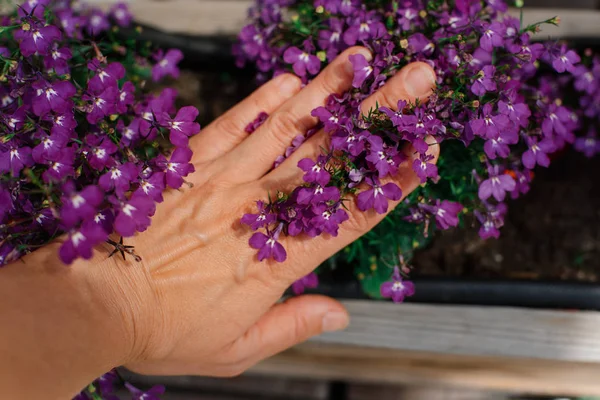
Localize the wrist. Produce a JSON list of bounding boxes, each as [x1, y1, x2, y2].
[[0, 241, 153, 399]]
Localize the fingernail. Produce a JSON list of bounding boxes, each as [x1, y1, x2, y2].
[[322, 312, 349, 332], [344, 48, 372, 76], [404, 63, 436, 98]]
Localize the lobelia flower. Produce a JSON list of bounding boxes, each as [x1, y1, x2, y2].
[[478, 164, 516, 202], [331, 127, 367, 156], [469, 103, 511, 139], [244, 111, 269, 133], [483, 128, 518, 159], [110, 3, 132, 27], [44, 44, 72, 75], [380, 266, 415, 303], [291, 272, 319, 295], [32, 131, 69, 163], [574, 129, 600, 158], [83, 85, 118, 124], [135, 171, 166, 203], [0, 144, 33, 176], [541, 102, 574, 143], [152, 49, 183, 81], [31, 79, 76, 117], [420, 200, 463, 230], [125, 383, 166, 400], [59, 218, 108, 264], [283, 45, 321, 77], [42, 146, 76, 183], [297, 184, 340, 205], [156, 147, 195, 189], [551, 44, 581, 73], [85, 135, 118, 170], [47, 112, 77, 137], [86, 9, 110, 35], [117, 81, 135, 114], [348, 53, 373, 88], [87, 60, 126, 92], [161, 105, 201, 147], [242, 200, 276, 230], [113, 192, 155, 237], [17, 0, 51, 19], [249, 224, 287, 262], [498, 91, 531, 127], [479, 22, 504, 52], [343, 10, 386, 46], [99, 162, 139, 196], [521, 137, 554, 169], [471, 65, 497, 96], [14, 22, 61, 57], [412, 153, 438, 183], [310, 202, 349, 237], [318, 17, 344, 60], [60, 184, 103, 228], [365, 135, 403, 178], [298, 156, 331, 186], [356, 178, 402, 214]]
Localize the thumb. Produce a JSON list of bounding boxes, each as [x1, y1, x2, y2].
[[231, 295, 349, 369]]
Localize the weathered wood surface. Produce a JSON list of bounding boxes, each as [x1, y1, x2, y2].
[[306, 301, 600, 363], [250, 343, 600, 396], [87, 0, 600, 39]]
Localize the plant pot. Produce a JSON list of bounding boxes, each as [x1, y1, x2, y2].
[[138, 27, 600, 311]]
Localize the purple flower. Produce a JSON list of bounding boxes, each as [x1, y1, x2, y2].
[[96, 370, 118, 395], [59, 219, 108, 264], [162, 106, 201, 147], [99, 162, 139, 196], [498, 92, 531, 127], [85, 135, 118, 170], [17, 0, 50, 19], [31, 133, 68, 164], [283, 46, 321, 77], [521, 137, 554, 169], [310, 203, 349, 236], [365, 135, 403, 178], [291, 272, 318, 295], [152, 49, 183, 81], [574, 130, 600, 158], [298, 157, 330, 186], [42, 146, 76, 182], [88, 61, 126, 93], [44, 45, 72, 75], [114, 193, 155, 237], [297, 184, 340, 205], [14, 22, 61, 56], [86, 9, 110, 35], [125, 383, 166, 400], [412, 154, 438, 183], [31, 80, 76, 117], [343, 11, 386, 46], [0, 145, 33, 176], [420, 200, 463, 230], [110, 3, 132, 27], [483, 128, 518, 160], [471, 65, 497, 96], [407, 33, 435, 56], [469, 103, 510, 139], [380, 267, 415, 303], [249, 224, 287, 262], [331, 128, 367, 156], [83, 86, 118, 124], [241, 200, 276, 230], [551, 44, 581, 73], [478, 164, 516, 202], [541, 103, 574, 142], [135, 172, 166, 203], [356, 178, 402, 214], [245, 111, 269, 133], [60, 184, 103, 228], [479, 22, 504, 52], [380, 100, 408, 127], [117, 81, 135, 114], [349, 53, 373, 88], [156, 147, 195, 189]]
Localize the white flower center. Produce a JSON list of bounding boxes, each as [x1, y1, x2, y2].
[[122, 204, 136, 217], [71, 194, 86, 208], [71, 232, 86, 247]]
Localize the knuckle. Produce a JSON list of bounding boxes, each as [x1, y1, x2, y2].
[[345, 207, 373, 234], [264, 110, 301, 148], [292, 312, 313, 342], [213, 115, 243, 137]]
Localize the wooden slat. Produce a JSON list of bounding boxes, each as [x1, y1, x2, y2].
[[86, 0, 600, 39], [308, 301, 600, 363], [249, 344, 600, 396]]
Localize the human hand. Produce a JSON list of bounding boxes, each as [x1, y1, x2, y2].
[[6, 46, 436, 398]]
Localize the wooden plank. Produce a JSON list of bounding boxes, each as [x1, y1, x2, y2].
[[248, 343, 600, 396], [308, 301, 600, 363], [86, 1, 600, 39]]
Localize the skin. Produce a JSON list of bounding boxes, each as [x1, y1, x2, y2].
[[0, 46, 437, 399]]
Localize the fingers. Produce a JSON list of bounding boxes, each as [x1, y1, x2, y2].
[[261, 61, 436, 189], [219, 46, 372, 184], [190, 73, 302, 164], [286, 138, 440, 281], [226, 295, 348, 371]]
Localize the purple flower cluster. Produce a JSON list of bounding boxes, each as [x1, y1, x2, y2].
[[0, 1, 199, 266], [74, 369, 165, 400], [237, 0, 599, 299]]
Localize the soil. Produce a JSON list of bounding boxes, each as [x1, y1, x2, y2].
[[175, 70, 600, 283]]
